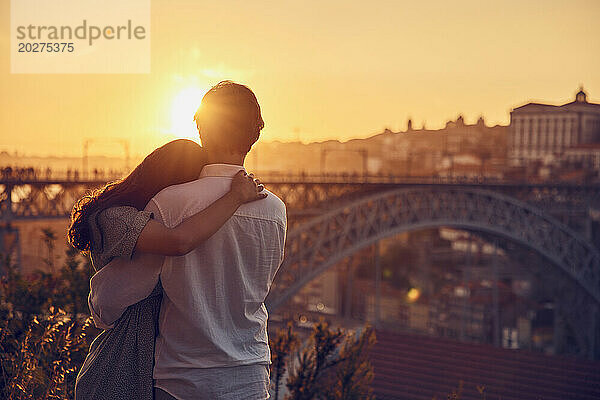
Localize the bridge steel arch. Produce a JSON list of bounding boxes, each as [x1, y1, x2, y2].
[[266, 187, 600, 358]]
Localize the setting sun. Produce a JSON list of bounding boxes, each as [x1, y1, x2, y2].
[[169, 87, 208, 140]]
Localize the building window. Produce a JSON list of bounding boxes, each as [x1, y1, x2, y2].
[[539, 119, 545, 150]]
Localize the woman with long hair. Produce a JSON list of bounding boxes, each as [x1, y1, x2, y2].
[[70, 139, 265, 399]]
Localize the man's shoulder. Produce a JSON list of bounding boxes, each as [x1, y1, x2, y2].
[[148, 179, 210, 222], [265, 190, 286, 222], [236, 189, 286, 227], [263, 189, 286, 212], [152, 178, 207, 204]]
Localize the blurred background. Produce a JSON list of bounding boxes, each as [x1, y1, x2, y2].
[[1, 1, 600, 399]]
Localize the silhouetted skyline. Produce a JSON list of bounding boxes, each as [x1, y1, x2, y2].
[[1, 0, 599, 156]]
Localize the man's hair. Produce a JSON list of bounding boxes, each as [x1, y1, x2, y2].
[[194, 80, 264, 153]]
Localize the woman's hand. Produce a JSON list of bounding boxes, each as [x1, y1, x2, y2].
[[229, 170, 267, 204]]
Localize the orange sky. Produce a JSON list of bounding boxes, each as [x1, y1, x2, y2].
[[1, 0, 599, 157]]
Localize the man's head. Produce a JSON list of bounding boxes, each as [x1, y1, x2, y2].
[[194, 81, 264, 155]]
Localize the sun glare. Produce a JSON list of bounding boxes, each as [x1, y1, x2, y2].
[[170, 87, 208, 140]]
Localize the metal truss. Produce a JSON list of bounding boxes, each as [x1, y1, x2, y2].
[[267, 181, 599, 234], [1, 178, 598, 222], [0, 182, 93, 221], [264, 179, 599, 210], [266, 187, 600, 356], [2, 177, 600, 357], [2, 180, 599, 305]]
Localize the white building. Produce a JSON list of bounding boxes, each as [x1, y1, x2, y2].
[[509, 88, 600, 166]]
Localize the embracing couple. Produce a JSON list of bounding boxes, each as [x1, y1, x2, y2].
[[69, 81, 286, 399]]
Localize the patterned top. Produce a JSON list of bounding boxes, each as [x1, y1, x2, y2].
[[75, 206, 160, 400], [88, 206, 154, 270]]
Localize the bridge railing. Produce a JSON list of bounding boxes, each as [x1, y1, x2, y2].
[[1, 170, 598, 186], [0, 170, 125, 183]]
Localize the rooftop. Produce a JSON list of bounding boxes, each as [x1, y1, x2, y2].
[[371, 330, 600, 400], [512, 87, 600, 113]]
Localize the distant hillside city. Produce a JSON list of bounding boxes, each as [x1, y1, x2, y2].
[[247, 87, 599, 183], [1, 87, 599, 184]]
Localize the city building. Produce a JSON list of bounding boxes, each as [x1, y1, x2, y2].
[[509, 87, 600, 166], [563, 142, 600, 172]]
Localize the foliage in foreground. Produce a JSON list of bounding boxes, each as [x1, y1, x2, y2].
[[1, 308, 93, 400], [270, 321, 376, 400], [1, 234, 95, 399]]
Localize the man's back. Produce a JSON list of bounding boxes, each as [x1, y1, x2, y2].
[[148, 164, 286, 397]]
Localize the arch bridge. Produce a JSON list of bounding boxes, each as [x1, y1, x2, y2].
[[1, 176, 599, 358], [264, 186, 600, 360], [1, 175, 597, 225]]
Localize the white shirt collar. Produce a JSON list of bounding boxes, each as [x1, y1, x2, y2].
[[199, 163, 245, 178]]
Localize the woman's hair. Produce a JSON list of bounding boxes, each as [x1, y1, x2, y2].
[[68, 139, 205, 253]]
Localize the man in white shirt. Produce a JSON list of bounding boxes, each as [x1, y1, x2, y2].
[[88, 81, 286, 399]]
